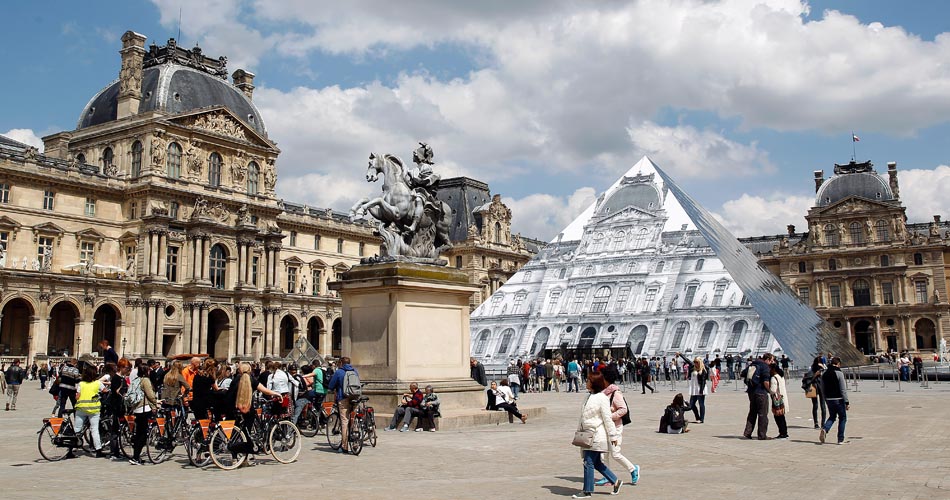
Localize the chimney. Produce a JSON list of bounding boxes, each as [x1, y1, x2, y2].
[[813, 170, 824, 193], [787, 224, 796, 236], [934, 215, 941, 224], [887, 162, 900, 199], [232, 69, 255, 100], [117, 31, 147, 119]]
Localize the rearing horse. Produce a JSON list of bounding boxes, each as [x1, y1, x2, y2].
[[350, 153, 417, 231]]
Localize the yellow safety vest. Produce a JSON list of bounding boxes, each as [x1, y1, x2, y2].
[[76, 381, 101, 413]]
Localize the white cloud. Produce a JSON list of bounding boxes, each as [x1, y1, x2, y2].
[[717, 193, 812, 237], [2, 129, 43, 150], [504, 187, 598, 241], [898, 166, 950, 223], [275, 172, 368, 212]]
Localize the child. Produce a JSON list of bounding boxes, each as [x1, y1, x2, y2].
[[658, 393, 690, 434]]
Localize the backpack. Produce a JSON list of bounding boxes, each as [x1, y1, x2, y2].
[[611, 392, 632, 426], [665, 405, 685, 430], [743, 364, 761, 389], [342, 369, 362, 398], [320, 368, 330, 392], [125, 377, 144, 410]]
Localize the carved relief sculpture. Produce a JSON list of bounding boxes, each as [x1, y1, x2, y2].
[[190, 112, 247, 141], [263, 160, 277, 192], [186, 140, 202, 177], [230, 161, 247, 184], [150, 132, 166, 172], [119, 55, 143, 95]]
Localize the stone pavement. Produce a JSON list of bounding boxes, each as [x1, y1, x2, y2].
[[1, 377, 949, 499]]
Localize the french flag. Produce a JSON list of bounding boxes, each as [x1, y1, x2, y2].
[[852, 134, 860, 142]]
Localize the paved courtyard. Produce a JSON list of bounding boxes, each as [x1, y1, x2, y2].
[[1, 376, 948, 499]]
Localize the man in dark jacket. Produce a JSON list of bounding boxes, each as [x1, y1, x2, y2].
[[4, 360, 25, 411], [819, 357, 850, 445], [328, 357, 360, 451], [742, 353, 772, 440], [469, 357, 486, 386], [99, 339, 119, 365]]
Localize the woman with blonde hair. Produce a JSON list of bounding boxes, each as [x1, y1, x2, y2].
[[160, 360, 191, 402], [678, 353, 709, 424], [226, 362, 280, 465]]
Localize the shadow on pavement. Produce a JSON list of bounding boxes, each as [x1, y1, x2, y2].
[[542, 485, 581, 496]]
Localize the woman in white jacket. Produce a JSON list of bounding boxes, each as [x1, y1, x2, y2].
[[769, 363, 789, 439], [572, 372, 623, 498]]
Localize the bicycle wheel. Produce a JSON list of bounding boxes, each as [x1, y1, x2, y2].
[[365, 412, 377, 448], [185, 425, 211, 467], [268, 420, 301, 464], [37, 423, 72, 462], [299, 410, 319, 438], [98, 418, 114, 452], [348, 416, 364, 456], [119, 423, 135, 459], [326, 411, 343, 450], [146, 425, 171, 464], [209, 425, 247, 470], [80, 425, 95, 455]]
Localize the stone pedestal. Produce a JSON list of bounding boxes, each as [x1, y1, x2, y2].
[[329, 262, 485, 414]]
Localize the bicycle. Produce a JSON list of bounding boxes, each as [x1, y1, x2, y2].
[[184, 410, 221, 468], [146, 396, 190, 464], [37, 409, 112, 461], [209, 395, 301, 470], [295, 398, 323, 438], [324, 391, 376, 455]]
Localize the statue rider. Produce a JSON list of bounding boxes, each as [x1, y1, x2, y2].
[[404, 143, 442, 233]]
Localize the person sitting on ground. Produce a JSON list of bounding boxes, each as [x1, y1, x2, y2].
[[385, 382, 424, 432], [658, 393, 690, 434], [417, 385, 441, 432], [494, 378, 528, 423]]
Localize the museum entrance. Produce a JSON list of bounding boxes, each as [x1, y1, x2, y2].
[[854, 319, 874, 355], [207, 309, 230, 360], [332, 318, 342, 357], [307, 317, 323, 352], [92, 304, 119, 352], [915, 318, 937, 350], [49, 301, 79, 357], [0, 298, 33, 357], [280, 315, 298, 357]]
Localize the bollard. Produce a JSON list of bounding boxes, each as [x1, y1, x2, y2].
[[896, 370, 903, 392], [879, 365, 885, 388]]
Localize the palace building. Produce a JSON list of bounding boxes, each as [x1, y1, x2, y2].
[[0, 31, 537, 366]]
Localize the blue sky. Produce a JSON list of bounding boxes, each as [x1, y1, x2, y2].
[[3, 1, 950, 240]]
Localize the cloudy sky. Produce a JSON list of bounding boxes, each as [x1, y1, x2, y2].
[[3, 1, 950, 240]]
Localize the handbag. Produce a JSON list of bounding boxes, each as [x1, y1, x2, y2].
[[805, 385, 817, 399], [572, 430, 594, 447], [771, 395, 786, 416]]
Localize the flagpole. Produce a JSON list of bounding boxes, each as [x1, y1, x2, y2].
[[851, 131, 856, 161]]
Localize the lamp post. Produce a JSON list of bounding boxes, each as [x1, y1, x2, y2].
[[27, 335, 32, 366], [121, 337, 127, 358], [75, 336, 81, 359]]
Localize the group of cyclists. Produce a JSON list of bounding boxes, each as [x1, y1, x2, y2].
[[37, 353, 350, 468]]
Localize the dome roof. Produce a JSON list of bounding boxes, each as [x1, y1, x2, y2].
[[816, 171, 893, 207], [77, 64, 266, 136], [598, 182, 661, 215]]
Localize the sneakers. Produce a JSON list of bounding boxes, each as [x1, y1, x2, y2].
[[611, 480, 624, 495], [384, 427, 395, 431], [128, 458, 143, 465], [571, 493, 592, 499], [399, 425, 409, 432], [414, 428, 424, 432], [819, 428, 826, 444], [837, 440, 847, 445], [594, 478, 610, 487], [630, 465, 640, 485]]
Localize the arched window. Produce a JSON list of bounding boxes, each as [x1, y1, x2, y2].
[[757, 325, 771, 348], [209, 244, 227, 289], [698, 321, 717, 349], [655, 261, 665, 273], [671, 322, 689, 349], [880, 255, 889, 267], [828, 258, 837, 271], [875, 219, 889, 242], [824, 224, 839, 246], [76, 153, 86, 164], [634, 228, 649, 248], [852, 279, 871, 306], [695, 258, 705, 271], [914, 252, 923, 265], [246, 161, 259, 195], [590, 286, 611, 313], [613, 231, 625, 250], [529, 328, 550, 355], [208, 152, 223, 187], [130, 141, 143, 176], [849, 222, 864, 244], [592, 232, 604, 251], [727, 320, 746, 348], [474, 329, 491, 354], [101, 147, 114, 170], [166, 142, 182, 178], [798, 261, 806, 273], [497, 328, 514, 354]]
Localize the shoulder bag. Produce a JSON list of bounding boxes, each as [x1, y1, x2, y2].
[[572, 395, 594, 447]]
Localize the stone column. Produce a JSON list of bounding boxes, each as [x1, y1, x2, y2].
[[270, 309, 280, 355], [844, 318, 853, 345], [190, 304, 200, 353], [899, 277, 908, 304], [201, 237, 211, 281], [235, 305, 245, 357], [272, 246, 281, 290], [150, 232, 159, 276], [154, 301, 166, 356], [157, 231, 167, 280], [199, 304, 209, 354], [30, 316, 45, 359], [135, 301, 147, 356], [243, 307, 252, 356], [264, 249, 273, 288], [874, 315, 883, 353], [182, 303, 192, 355], [245, 245, 253, 284], [190, 236, 199, 280], [262, 308, 270, 356], [236, 243, 245, 286]]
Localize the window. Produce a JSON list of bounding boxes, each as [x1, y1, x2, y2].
[[852, 279, 871, 306], [166, 246, 179, 282], [312, 269, 322, 295], [43, 190, 54, 210], [558, 268, 567, 279], [757, 325, 771, 349], [584, 265, 593, 276], [849, 222, 864, 244], [287, 266, 298, 293], [489, 294, 504, 315], [0, 183, 8, 203], [76, 153, 86, 164], [337, 238, 344, 254], [830, 285, 841, 307], [712, 282, 727, 306], [655, 261, 665, 273], [209, 244, 227, 289], [359, 242, 365, 257], [634, 228, 648, 248], [643, 288, 658, 312], [913, 252, 923, 266], [915, 281, 928, 304], [251, 255, 259, 286], [798, 261, 806, 273], [824, 224, 839, 246], [740, 294, 751, 306], [682, 284, 698, 308], [101, 147, 113, 170], [0, 232, 7, 253], [828, 258, 837, 271], [695, 258, 704, 271], [166, 142, 182, 178], [131, 141, 143, 176], [37, 236, 54, 264], [880, 255, 889, 267], [798, 287, 810, 305], [671, 322, 689, 349], [289, 231, 297, 247], [455, 256, 462, 269], [474, 330, 490, 354], [571, 288, 589, 314], [79, 242, 95, 265], [614, 286, 631, 312], [482, 256, 486, 268], [208, 152, 222, 187], [314, 235, 321, 250], [882, 282, 894, 305], [698, 321, 716, 349], [547, 289, 562, 314], [170, 201, 179, 219], [523, 270, 532, 282], [84, 197, 96, 217], [247, 161, 260, 195], [129, 202, 136, 220], [727, 321, 746, 348], [495, 222, 502, 244], [875, 219, 889, 242], [513, 293, 527, 314], [590, 286, 611, 313], [613, 231, 625, 250], [497, 329, 514, 354]]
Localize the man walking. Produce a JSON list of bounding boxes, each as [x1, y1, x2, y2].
[[99, 339, 119, 365], [742, 353, 772, 440], [5, 360, 25, 410], [819, 357, 850, 445], [39, 363, 49, 390], [469, 357, 487, 386], [567, 359, 580, 392]]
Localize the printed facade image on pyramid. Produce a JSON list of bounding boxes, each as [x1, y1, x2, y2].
[[470, 156, 865, 372]]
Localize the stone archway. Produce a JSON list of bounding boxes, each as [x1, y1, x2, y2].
[[207, 309, 230, 360], [0, 298, 33, 357], [280, 315, 299, 357], [628, 325, 649, 355], [92, 304, 120, 353], [854, 319, 874, 355], [915, 318, 937, 350], [331, 318, 342, 357], [307, 316, 323, 351], [49, 301, 79, 356]]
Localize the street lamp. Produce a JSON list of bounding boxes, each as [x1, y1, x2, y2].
[[121, 337, 127, 358]]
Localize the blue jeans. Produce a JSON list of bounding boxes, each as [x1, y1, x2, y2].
[[582, 450, 617, 493], [688, 395, 706, 422], [510, 383, 520, 399], [568, 374, 579, 392], [823, 399, 847, 443]]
